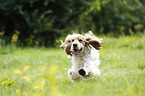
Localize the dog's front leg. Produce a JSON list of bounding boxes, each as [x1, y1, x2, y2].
[[82, 64, 91, 75], [78, 63, 97, 78], [77, 63, 91, 75], [68, 69, 81, 82], [81, 64, 100, 77]]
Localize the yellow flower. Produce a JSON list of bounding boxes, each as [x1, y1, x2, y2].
[[31, 80, 45, 91], [23, 76, 31, 83], [12, 36, 16, 39], [12, 69, 21, 75], [11, 33, 18, 43], [15, 30, 20, 35], [0, 31, 4, 35], [56, 39, 59, 43], [49, 66, 58, 73], [134, 24, 143, 29], [34, 40, 39, 45], [120, 26, 125, 30], [16, 89, 21, 93], [12, 40, 15, 43], [22, 65, 30, 71]]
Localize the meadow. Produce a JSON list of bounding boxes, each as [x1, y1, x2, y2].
[[0, 35, 145, 96]]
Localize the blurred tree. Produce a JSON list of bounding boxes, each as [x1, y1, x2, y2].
[[79, 0, 145, 35], [0, 0, 145, 46], [0, 0, 93, 46]]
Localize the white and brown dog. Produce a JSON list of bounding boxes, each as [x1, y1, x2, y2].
[[60, 31, 103, 82]]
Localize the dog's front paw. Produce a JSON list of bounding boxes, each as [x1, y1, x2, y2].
[[78, 68, 86, 76], [78, 68, 95, 79], [68, 69, 81, 82]]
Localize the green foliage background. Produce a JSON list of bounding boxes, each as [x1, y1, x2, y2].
[[0, 0, 145, 46]]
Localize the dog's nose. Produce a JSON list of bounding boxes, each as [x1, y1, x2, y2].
[[73, 44, 77, 47]]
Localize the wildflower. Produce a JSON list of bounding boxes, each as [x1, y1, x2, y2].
[[49, 66, 58, 73], [56, 39, 59, 43], [120, 26, 125, 30], [134, 24, 143, 29], [16, 89, 21, 93], [15, 30, 20, 35], [12, 69, 21, 75], [34, 40, 39, 45], [0, 31, 4, 35], [11, 33, 18, 43], [22, 65, 30, 72], [23, 76, 31, 83], [31, 80, 45, 91], [2, 81, 6, 87]]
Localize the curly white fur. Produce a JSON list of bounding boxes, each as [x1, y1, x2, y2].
[[60, 31, 103, 82]]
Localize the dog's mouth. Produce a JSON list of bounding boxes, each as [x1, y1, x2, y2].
[[73, 48, 82, 55]]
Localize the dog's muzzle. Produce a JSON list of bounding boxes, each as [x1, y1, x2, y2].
[[73, 48, 82, 55]]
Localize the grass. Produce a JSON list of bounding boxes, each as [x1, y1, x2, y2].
[[0, 35, 145, 96]]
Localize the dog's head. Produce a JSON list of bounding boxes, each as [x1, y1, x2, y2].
[[60, 31, 103, 56], [60, 34, 85, 55]]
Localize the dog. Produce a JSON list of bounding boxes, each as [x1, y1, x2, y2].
[[60, 31, 103, 82]]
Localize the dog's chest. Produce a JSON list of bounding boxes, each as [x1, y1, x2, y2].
[[72, 55, 88, 68]]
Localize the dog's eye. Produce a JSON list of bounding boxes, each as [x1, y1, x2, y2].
[[72, 39, 74, 42], [79, 39, 82, 42]]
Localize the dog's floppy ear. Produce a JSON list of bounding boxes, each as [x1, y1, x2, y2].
[[60, 40, 72, 55], [60, 35, 72, 56], [85, 31, 103, 50], [88, 38, 103, 50]]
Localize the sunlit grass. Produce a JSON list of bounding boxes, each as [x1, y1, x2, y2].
[[0, 35, 145, 96]]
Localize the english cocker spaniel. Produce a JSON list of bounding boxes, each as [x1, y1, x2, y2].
[[60, 31, 103, 82]]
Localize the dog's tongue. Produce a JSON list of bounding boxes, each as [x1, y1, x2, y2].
[[73, 50, 79, 55]]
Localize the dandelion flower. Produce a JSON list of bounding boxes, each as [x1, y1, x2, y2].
[[31, 80, 45, 91], [56, 39, 59, 43], [12, 69, 21, 75], [22, 65, 30, 71], [23, 76, 31, 83], [16, 89, 21, 93], [49, 66, 58, 73]]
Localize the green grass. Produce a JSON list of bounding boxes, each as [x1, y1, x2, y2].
[[0, 35, 145, 96]]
